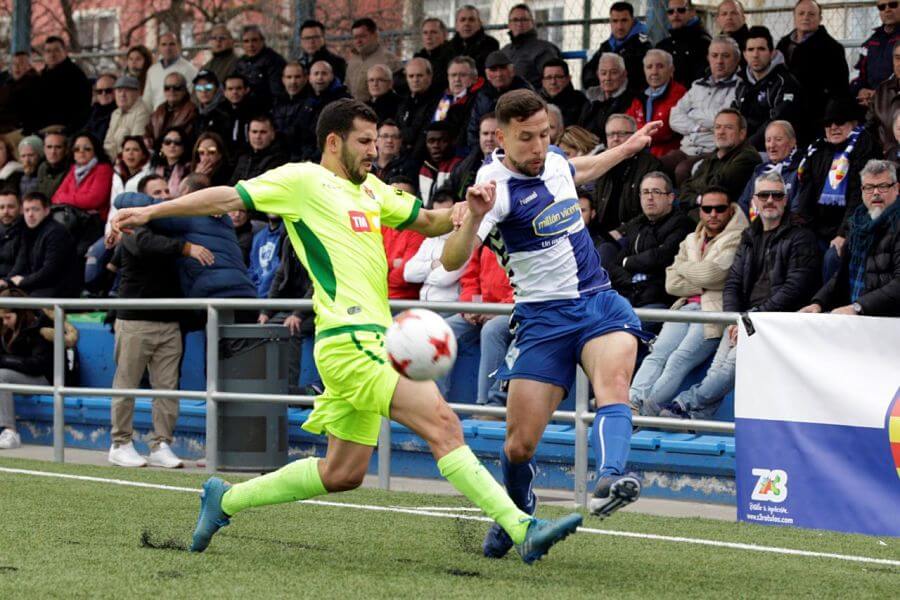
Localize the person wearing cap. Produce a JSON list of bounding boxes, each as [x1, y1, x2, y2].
[[500, 4, 561, 89], [83, 73, 118, 142], [465, 50, 532, 152], [144, 32, 198, 111], [17, 136, 44, 198], [201, 25, 239, 87], [104, 75, 151, 160]]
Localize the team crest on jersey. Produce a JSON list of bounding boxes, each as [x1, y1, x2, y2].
[[532, 198, 581, 237], [361, 184, 376, 199]]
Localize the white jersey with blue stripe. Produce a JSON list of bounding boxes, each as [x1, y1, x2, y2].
[[475, 146, 611, 303]]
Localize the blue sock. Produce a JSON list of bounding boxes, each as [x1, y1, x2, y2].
[[591, 404, 633, 479], [500, 451, 536, 514]]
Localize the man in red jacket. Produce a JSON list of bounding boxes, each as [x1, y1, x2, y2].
[[626, 49, 686, 158], [382, 176, 425, 300], [439, 240, 514, 406]]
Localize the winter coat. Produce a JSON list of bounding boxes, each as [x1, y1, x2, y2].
[[669, 73, 741, 156], [776, 27, 850, 130], [271, 89, 311, 137], [229, 142, 288, 186], [723, 218, 820, 312], [8, 217, 79, 297], [626, 80, 688, 157], [0, 218, 22, 277], [865, 75, 900, 154], [467, 76, 533, 151], [449, 28, 500, 76], [373, 154, 417, 185], [501, 29, 561, 90], [383, 225, 425, 300], [295, 46, 347, 83], [115, 224, 186, 322], [146, 99, 198, 146], [290, 81, 352, 161], [733, 63, 806, 150], [264, 230, 315, 333], [592, 150, 662, 233], [539, 83, 588, 127], [143, 57, 198, 111], [0, 310, 54, 382], [446, 148, 485, 202], [606, 210, 695, 307], [235, 46, 287, 110], [578, 86, 635, 145], [0, 68, 40, 133], [679, 142, 762, 208], [52, 162, 115, 221], [248, 222, 284, 298], [396, 86, 443, 160], [583, 26, 652, 91], [104, 100, 152, 159], [83, 102, 116, 143], [115, 192, 256, 299], [414, 42, 457, 91], [35, 160, 70, 200], [852, 25, 900, 94], [666, 207, 750, 337], [459, 244, 513, 304], [736, 153, 803, 216], [795, 129, 879, 242], [813, 205, 900, 316], [35, 57, 91, 132], [367, 90, 403, 123], [346, 43, 403, 103], [656, 20, 712, 87], [202, 49, 239, 88], [0, 160, 23, 192]]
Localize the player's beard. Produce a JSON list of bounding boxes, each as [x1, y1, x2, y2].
[[340, 144, 370, 185], [507, 154, 544, 177]]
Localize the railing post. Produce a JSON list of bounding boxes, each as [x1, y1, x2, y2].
[[574, 366, 589, 508], [377, 417, 391, 490], [52, 304, 65, 463], [205, 306, 219, 473]]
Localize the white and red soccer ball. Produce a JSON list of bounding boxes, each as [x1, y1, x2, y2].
[[386, 309, 457, 381]]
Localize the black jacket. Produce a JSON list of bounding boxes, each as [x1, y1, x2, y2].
[[578, 88, 635, 145], [450, 29, 500, 76], [679, 142, 762, 208], [777, 27, 850, 129], [230, 142, 289, 186], [367, 90, 403, 123], [83, 102, 116, 143], [656, 21, 712, 87], [236, 46, 287, 111], [734, 64, 806, 150], [271, 89, 311, 138], [467, 76, 532, 151], [446, 147, 486, 201], [373, 154, 417, 185], [592, 150, 662, 233], [8, 217, 79, 297], [35, 57, 91, 133], [539, 84, 588, 127], [290, 81, 351, 161], [205, 98, 258, 157], [795, 129, 879, 242], [723, 219, 820, 312], [501, 30, 561, 90], [813, 206, 900, 316], [115, 225, 185, 322], [414, 42, 457, 91], [396, 86, 443, 161], [0, 218, 22, 277], [264, 231, 315, 335], [583, 34, 652, 92], [607, 210, 695, 307], [0, 310, 53, 382], [295, 46, 347, 83]]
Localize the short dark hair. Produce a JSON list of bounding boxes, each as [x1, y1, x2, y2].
[[13, 51, 29, 58], [300, 19, 325, 33], [387, 174, 416, 188], [479, 111, 497, 125], [746, 26, 774, 51], [610, 2, 635, 16], [422, 17, 447, 32], [22, 191, 50, 207], [509, 3, 532, 15], [542, 58, 570, 77], [44, 36, 66, 49], [378, 118, 400, 130], [0, 185, 20, 200], [180, 173, 210, 193], [316, 98, 378, 151], [249, 114, 275, 129], [716, 107, 748, 131], [137, 174, 166, 194], [495, 89, 547, 126], [701, 185, 731, 202], [352, 18, 377, 33], [432, 187, 458, 204], [224, 72, 249, 86]]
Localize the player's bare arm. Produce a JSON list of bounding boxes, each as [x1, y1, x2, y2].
[[441, 181, 495, 271], [112, 186, 246, 233], [569, 120, 662, 184], [404, 202, 467, 238]]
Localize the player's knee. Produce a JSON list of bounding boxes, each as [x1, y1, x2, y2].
[[504, 437, 537, 463], [321, 462, 367, 492]]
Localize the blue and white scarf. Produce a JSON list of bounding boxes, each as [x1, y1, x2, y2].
[[798, 126, 863, 208]]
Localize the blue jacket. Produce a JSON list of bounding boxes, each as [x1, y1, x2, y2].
[[114, 192, 256, 298], [248, 222, 284, 298], [736, 151, 802, 217]]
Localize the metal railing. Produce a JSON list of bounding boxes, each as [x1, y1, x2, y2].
[[0, 297, 738, 508]]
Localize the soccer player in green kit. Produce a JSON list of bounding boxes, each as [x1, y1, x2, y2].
[[113, 99, 581, 564]]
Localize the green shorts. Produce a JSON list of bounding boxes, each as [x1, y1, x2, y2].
[[301, 328, 399, 447]]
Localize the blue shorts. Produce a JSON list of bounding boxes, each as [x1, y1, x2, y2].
[[496, 289, 651, 391]]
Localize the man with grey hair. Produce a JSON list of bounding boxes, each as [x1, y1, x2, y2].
[[435, 56, 479, 146], [667, 36, 742, 179], [365, 64, 401, 122], [659, 171, 819, 420], [236, 24, 287, 110], [625, 49, 686, 158], [449, 4, 500, 75], [143, 32, 197, 110], [202, 25, 239, 86], [414, 17, 455, 92], [656, 0, 712, 86], [737, 120, 801, 214], [580, 53, 635, 145], [801, 159, 900, 316]]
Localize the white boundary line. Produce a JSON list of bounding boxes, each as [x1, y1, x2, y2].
[[1, 466, 898, 568]]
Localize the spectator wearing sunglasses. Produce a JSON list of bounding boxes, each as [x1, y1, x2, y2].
[[852, 1, 900, 108], [630, 185, 748, 417], [143, 32, 198, 111], [150, 126, 191, 195], [104, 75, 151, 160], [83, 74, 118, 143], [145, 72, 198, 148], [656, 0, 712, 87]]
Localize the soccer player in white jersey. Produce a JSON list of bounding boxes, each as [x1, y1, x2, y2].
[[443, 89, 661, 558]]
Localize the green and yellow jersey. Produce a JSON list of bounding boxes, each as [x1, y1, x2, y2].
[[236, 162, 421, 339]]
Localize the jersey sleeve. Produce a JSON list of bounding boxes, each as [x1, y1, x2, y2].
[[377, 177, 422, 229], [234, 163, 312, 222], [474, 168, 508, 241]]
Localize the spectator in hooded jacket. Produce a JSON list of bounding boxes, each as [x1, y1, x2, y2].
[[626, 49, 687, 158], [248, 213, 284, 298], [539, 59, 588, 127], [294, 19, 347, 83], [143, 33, 198, 111], [852, 1, 900, 106], [579, 53, 635, 145], [583, 2, 651, 92], [449, 5, 500, 76], [656, 0, 712, 87], [235, 25, 287, 111], [501, 4, 561, 90]]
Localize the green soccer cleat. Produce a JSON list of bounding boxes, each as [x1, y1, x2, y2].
[[190, 477, 232, 552], [515, 513, 582, 564]]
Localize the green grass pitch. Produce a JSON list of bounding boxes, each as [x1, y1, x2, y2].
[[0, 457, 897, 599]]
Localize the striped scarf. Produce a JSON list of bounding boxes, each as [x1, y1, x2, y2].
[[797, 127, 863, 208], [847, 200, 900, 301]]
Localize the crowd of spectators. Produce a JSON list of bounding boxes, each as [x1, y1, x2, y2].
[[0, 0, 899, 455]]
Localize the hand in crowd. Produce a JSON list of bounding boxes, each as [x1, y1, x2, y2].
[[830, 236, 847, 256], [104, 230, 121, 249], [283, 315, 303, 336], [856, 88, 875, 107], [798, 303, 823, 313], [257, 313, 270, 325], [188, 244, 215, 266], [112, 208, 150, 234], [727, 324, 738, 347], [465, 181, 496, 218], [830, 305, 858, 316]]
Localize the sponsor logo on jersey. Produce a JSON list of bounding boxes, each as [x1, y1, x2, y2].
[[521, 191, 538, 205], [531, 198, 581, 237], [349, 211, 373, 232]]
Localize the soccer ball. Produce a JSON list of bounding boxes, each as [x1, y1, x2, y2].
[[386, 309, 457, 381]]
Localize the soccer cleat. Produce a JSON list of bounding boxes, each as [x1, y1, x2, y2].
[[190, 477, 232, 552], [482, 523, 514, 558], [589, 474, 641, 518], [515, 513, 582, 565]]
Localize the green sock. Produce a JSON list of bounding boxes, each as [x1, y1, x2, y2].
[[437, 445, 531, 544], [221, 457, 327, 516]]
